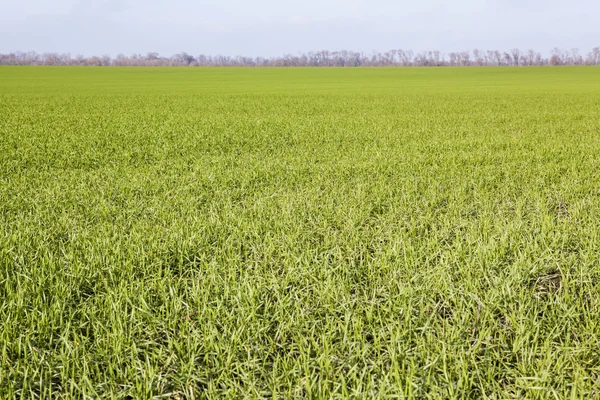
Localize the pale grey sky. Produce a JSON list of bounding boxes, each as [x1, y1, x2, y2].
[[1, 0, 598, 57]]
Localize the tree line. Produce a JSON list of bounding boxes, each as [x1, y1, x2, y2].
[[2, 48, 599, 67]]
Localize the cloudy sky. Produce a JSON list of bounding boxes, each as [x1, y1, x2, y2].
[[1, 0, 598, 57]]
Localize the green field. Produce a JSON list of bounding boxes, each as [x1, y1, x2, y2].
[[2, 66, 600, 398]]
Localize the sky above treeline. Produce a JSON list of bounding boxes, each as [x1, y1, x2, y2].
[[2, 0, 598, 57]]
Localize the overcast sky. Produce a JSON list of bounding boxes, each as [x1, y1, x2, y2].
[[1, 0, 598, 57]]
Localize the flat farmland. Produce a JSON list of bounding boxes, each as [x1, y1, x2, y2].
[[1, 66, 600, 398]]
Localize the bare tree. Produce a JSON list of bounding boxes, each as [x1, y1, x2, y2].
[[473, 49, 484, 66], [570, 48, 582, 65], [549, 48, 562, 66], [523, 49, 537, 66], [460, 51, 471, 66], [510, 49, 521, 66], [2, 47, 599, 67], [447, 52, 457, 66], [588, 47, 600, 66]]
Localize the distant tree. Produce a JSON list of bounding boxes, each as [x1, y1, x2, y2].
[[74, 54, 85, 66], [398, 49, 412, 66], [494, 50, 503, 66], [448, 52, 458, 66], [414, 52, 427, 66], [511, 49, 521, 66], [460, 51, 470, 66], [571, 48, 582, 65], [150, 52, 160, 60], [473, 49, 484, 66], [88, 56, 102, 66], [2, 46, 599, 67], [589, 47, 600, 65], [550, 48, 562, 66], [172, 52, 195, 66], [524, 49, 537, 66]]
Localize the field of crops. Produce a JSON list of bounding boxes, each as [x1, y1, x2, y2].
[[1, 66, 600, 398]]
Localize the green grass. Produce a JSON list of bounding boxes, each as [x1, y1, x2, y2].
[[1, 66, 600, 398]]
